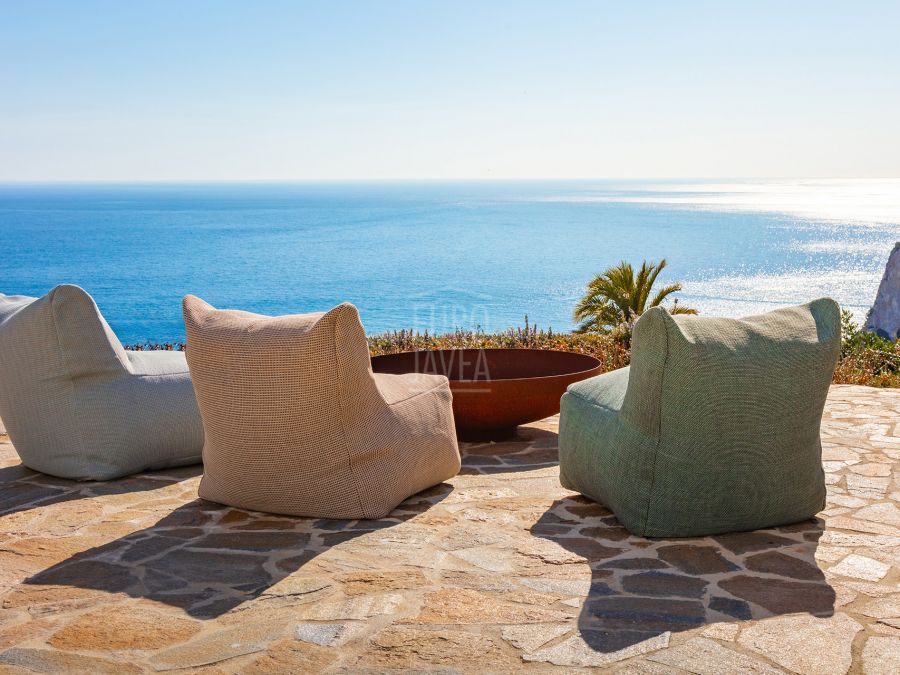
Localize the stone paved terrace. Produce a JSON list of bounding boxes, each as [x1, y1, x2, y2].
[[0, 385, 898, 674]]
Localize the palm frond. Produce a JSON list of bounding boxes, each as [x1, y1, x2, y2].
[[641, 259, 667, 310], [649, 282, 683, 308]]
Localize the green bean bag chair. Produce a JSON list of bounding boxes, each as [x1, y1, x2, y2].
[[559, 299, 841, 537]]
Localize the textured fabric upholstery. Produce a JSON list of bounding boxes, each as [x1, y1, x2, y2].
[[183, 296, 461, 518], [559, 299, 841, 537], [0, 285, 203, 480]]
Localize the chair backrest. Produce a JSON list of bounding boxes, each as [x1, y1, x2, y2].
[[621, 299, 840, 536], [0, 284, 131, 458], [622, 298, 841, 448], [182, 295, 382, 513]]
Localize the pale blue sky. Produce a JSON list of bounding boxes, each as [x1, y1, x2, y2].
[[2, 1, 899, 181]]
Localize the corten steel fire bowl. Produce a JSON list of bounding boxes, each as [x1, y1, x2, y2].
[[371, 348, 604, 441]]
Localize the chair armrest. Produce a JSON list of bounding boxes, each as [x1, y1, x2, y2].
[[566, 366, 630, 413], [373, 372, 449, 406]]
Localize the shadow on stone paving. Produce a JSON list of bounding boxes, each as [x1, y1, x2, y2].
[[25, 482, 454, 619], [531, 496, 835, 653], [460, 426, 559, 475], [0, 464, 203, 518]]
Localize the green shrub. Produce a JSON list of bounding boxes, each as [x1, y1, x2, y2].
[[368, 318, 631, 373], [835, 310, 900, 387]]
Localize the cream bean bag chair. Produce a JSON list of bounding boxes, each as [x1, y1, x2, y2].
[[0, 285, 203, 480]]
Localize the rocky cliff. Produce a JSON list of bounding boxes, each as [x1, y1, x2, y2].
[[866, 242, 900, 340]]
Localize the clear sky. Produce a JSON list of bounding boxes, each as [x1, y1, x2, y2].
[[2, 1, 899, 181]]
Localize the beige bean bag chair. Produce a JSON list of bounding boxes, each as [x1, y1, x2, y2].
[[0, 285, 203, 480], [183, 296, 461, 518]]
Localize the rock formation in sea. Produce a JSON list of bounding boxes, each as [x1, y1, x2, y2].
[[866, 242, 900, 340]]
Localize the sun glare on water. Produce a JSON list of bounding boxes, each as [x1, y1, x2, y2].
[[540, 179, 900, 226]]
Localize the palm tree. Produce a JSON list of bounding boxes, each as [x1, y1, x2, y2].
[[573, 259, 697, 336]]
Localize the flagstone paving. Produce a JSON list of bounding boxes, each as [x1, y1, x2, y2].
[[0, 384, 897, 673]]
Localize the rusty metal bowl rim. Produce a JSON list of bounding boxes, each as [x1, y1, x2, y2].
[[371, 348, 603, 383]]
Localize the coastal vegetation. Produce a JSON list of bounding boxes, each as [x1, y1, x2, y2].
[[125, 311, 900, 389], [573, 259, 697, 338], [369, 322, 632, 373], [835, 310, 900, 387]]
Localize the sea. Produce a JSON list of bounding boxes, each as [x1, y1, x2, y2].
[[1, 179, 898, 345]]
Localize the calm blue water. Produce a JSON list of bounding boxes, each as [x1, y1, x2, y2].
[[1, 180, 898, 344]]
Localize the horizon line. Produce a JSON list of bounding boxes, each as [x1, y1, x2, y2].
[[2, 176, 900, 186]]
